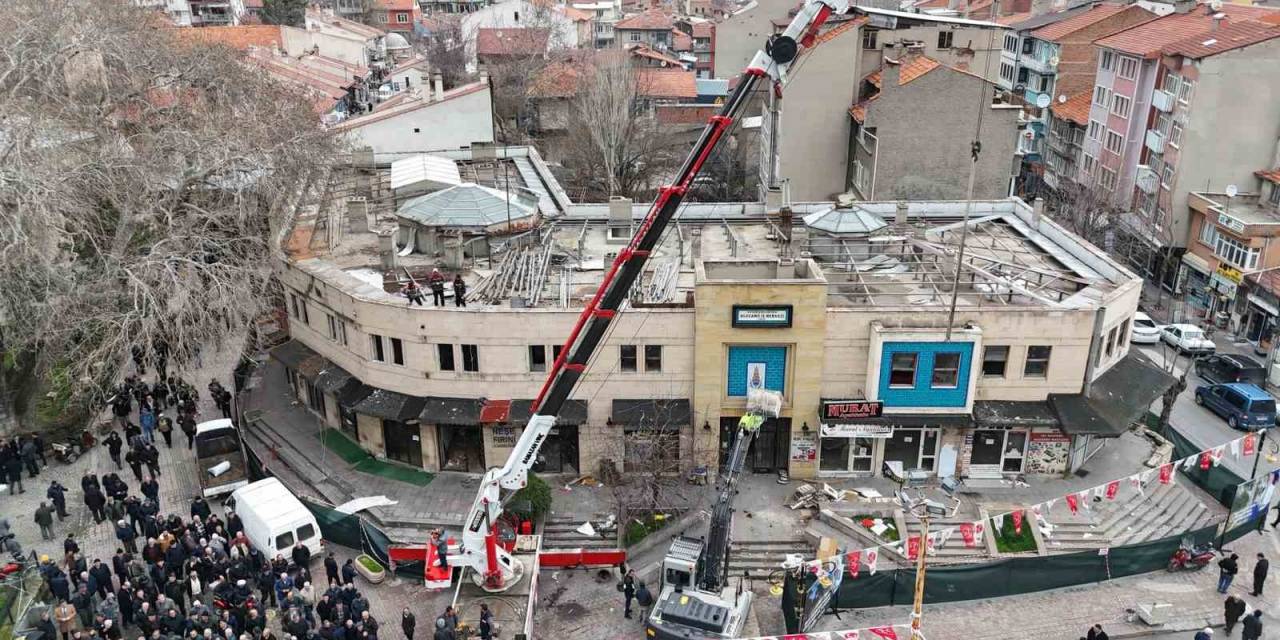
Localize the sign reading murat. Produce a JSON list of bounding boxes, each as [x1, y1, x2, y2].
[[731, 304, 793, 328], [821, 399, 884, 421]]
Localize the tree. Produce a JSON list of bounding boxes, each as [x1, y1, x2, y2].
[[1042, 177, 1122, 249], [0, 0, 339, 428], [417, 16, 470, 89], [259, 0, 308, 26]]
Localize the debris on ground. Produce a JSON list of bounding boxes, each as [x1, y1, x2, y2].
[[576, 521, 597, 536]]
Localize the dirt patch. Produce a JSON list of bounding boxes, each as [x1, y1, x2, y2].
[[555, 601, 589, 618], [542, 583, 568, 608]]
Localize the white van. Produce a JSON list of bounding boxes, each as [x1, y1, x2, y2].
[[224, 478, 323, 558]]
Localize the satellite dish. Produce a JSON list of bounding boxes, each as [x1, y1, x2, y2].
[[1049, 55, 1060, 67], [1226, 184, 1239, 198], [1057, 94, 1068, 103], [1035, 93, 1051, 108], [1210, 0, 1223, 11]]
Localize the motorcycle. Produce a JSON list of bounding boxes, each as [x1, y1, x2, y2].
[[1168, 541, 1215, 571], [0, 536, 26, 580], [51, 442, 82, 465]]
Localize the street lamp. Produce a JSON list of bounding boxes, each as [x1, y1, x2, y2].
[[897, 485, 962, 640]]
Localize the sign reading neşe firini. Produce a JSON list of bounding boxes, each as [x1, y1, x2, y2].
[[731, 304, 793, 328]]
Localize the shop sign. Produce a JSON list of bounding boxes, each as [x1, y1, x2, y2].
[[1218, 212, 1247, 234], [821, 399, 884, 421], [1029, 431, 1071, 443], [791, 432, 817, 462], [732, 304, 793, 328], [1216, 264, 1244, 285], [1210, 271, 1239, 298], [492, 425, 519, 447], [820, 423, 893, 438]]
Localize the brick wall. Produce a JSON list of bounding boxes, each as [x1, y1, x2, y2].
[[1053, 7, 1157, 99]]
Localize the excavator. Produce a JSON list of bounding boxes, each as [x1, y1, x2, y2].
[[395, 0, 852, 632]]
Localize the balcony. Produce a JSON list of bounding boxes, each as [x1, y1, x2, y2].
[[1021, 53, 1056, 76], [1145, 129, 1166, 154], [1136, 165, 1159, 195], [1151, 89, 1175, 113]]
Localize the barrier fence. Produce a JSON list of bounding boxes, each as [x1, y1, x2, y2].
[[834, 424, 1265, 609]]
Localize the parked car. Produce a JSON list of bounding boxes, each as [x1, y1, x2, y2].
[[1194, 382, 1277, 430], [1160, 324, 1216, 354], [1130, 311, 1162, 345], [1195, 354, 1267, 386]]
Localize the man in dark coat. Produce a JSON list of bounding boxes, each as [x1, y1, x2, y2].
[[325, 553, 340, 586], [1219, 553, 1241, 593], [5, 453, 24, 494], [401, 608, 415, 640], [1242, 609, 1264, 640], [622, 570, 636, 619], [84, 486, 107, 523], [1253, 552, 1269, 596], [124, 449, 143, 483], [88, 559, 113, 599], [47, 481, 68, 519], [104, 432, 123, 470], [35, 502, 55, 540], [1226, 595, 1248, 634]]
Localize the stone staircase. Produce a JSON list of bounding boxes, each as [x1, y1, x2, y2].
[[728, 539, 815, 578], [242, 415, 357, 504], [901, 513, 994, 565], [1040, 479, 1223, 553], [540, 515, 620, 550]]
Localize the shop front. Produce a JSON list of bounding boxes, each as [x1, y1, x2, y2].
[[1180, 253, 1212, 320], [420, 397, 486, 473], [511, 400, 586, 475], [613, 399, 691, 474], [1208, 265, 1242, 328], [350, 389, 427, 468], [816, 399, 966, 477], [720, 416, 791, 472]]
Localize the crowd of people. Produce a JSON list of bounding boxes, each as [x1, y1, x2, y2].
[[400, 269, 466, 309], [1, 431, 49, 496]]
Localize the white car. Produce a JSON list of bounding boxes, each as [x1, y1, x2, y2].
[[1160, 323, 1216, 354], [1130, 311, 1162, 345]]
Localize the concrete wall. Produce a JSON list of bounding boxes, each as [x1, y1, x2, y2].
[[1168, 41, 1280, 247], [342, 87, 495, 156], [281, 25, 369, 66], [356, 413, 386, 456], [863, 64, 1019, 200], [861, 24, 1006, 85]]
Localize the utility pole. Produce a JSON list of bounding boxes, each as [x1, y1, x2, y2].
[[1251, 429, 1269, 481], [909, 515, 930, 640]]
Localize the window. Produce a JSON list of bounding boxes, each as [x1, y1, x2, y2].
[[1022, 38, 1034, 55], [619, 345, 637, 372], [1104, 326, 1118, 357], [1017, 67, 1029, 84], [1104, 130, 1123, 154], [931, 353, 961, 388], [289, 293, 301, 319], [1088, 120, 1103, 141], [644, 345, 662, 372], [1101, 50, 1114, 71], [982, 346, 1009, 377], [1111, 94, 1130, 119], [326, 314, 347, 345], [1169, 122, 1183, 147], [553, 344, 564, 362], [275, 531, 295, 550], [1024, 345, 1052, 377], [296, 524, 316, 543], [862, 29, 878, 49], [629, 31, 640, 41], [1200, 219, 1220, 246], [390, 338, 404, 366], [370, 334, 386, 362], [378, 12, 388, 22], [1000, 62, 1015, 83], [1215, 234, 1261, 270], [461, 344, 479, 372], [1163, 72, 1181, 95], [937, 31, 953, 49], [513, 10, 519, 20], [1117, 56, 1138, 79], [889, 352, 917, 388], [1119, 319, 1130, 348], [1270, 185, 1280, 208], [1093, 85, 1109, 107], [529, 345, 547, 372], [438, 344, 455, 371], [1038, 74, 1050, 92], [1161, 162, 1174, 188], [1178, 78, 1194, 103], [396, 12, 408, 22], [1099, 166, 1118, 190], [1004, 33, 1018, 52], [1082, 154, 1097, 176], [1154, 207, 1167, 229]]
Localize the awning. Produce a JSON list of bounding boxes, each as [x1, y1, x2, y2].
[[270, 340, 320, 372], [610, 399, 691, 428], [1248, 294, 1280, 317], [419, 397, 485, 425], [337, 380, 373, 408], [846, 413, 973, 428], [313, 363, 355, 393], [350, 388, 426, 422], [480, 399, 511, 423], [1181, 252, 1212, 275], [972, 401, 1060, 428], [511, 399, 588, 425], [1050, 353, 1177, 437]]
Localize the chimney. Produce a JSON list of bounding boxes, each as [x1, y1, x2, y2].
[[607, 196, 633, 244], [1173, 0, 1196, 14], [895, 201, 909, 225], [379, 231, 399, 270], [432, 73, 444, 101], [1032, 197, 1045, 230], [1212, 12, 1225, 30]]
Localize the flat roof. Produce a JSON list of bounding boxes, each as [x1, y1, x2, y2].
[[852, 5, 1010, 29]]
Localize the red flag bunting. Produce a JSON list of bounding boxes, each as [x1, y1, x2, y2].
[[1200, 451, 1212, 470], [846, 550, 861, 579], [1105, 480, 1120, 500], [906, 535, 921, 560], [1011, 510, 1024, 535], [868, 628, 898, 640], [960, 522, 976, 547], [1245, 433, 1257, 456], [1159, 463, 1174, 484], [1065, 492, 1079, 515]]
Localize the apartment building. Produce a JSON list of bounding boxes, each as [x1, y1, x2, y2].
[[1044, 90, 1091, 190], [614, 9, 675, 49], [1081, 3, 1278, 267], [572, 0, 624, 47], [274, 146, 1160, 481]]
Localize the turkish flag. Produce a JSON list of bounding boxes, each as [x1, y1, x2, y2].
[[1245, 433, 1257, 456], [847, 550, 861, 579], [1066, 492, 1079, 514], [1105, 480, 1120, 500], [1200, 451, 1212, 470], [868, 627, 898, 640], [907, 535, 921, 560], [1159, 463, 1174, 484], [1012, 510, 1024, 535], [960, 522, 976, 547]]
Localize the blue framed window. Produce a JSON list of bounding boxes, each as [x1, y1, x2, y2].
[[878, 342, 973, 408], [726, 346, 787, 397]]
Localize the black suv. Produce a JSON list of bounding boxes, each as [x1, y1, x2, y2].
[[1195, 354, 1267, 386]]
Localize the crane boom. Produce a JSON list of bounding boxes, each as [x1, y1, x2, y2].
[[452, 0, 849, 593]]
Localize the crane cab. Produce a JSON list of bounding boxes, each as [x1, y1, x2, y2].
[[662, 537, 703, 592]]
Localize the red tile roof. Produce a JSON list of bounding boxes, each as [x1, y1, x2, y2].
[[615, 9, 674, 30], [894, 55, 942, 83], [1257, 168, 1280, 184], [672, 29, 693, 51], [812, 16, 866, 45], [996, 12, 1032, 25], [637, 68, 697, 99], [1163, 19, 1280, 58], [560, 5, 593, 21], [628, 43, 683, 65], [1031, 4, 1130, 42], [1095, 4, 1280, 58], [1051, 89, 1092, 126], [850, 55, 984, 123], [528, 61, 584, 99], [172, 25, 282, 50], [375, 0, 417, 10], [476, 28, 550, 57], [692, 22, 713, 38]]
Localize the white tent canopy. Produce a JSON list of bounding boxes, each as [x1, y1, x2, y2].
[[390, 154, 463, 194]]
